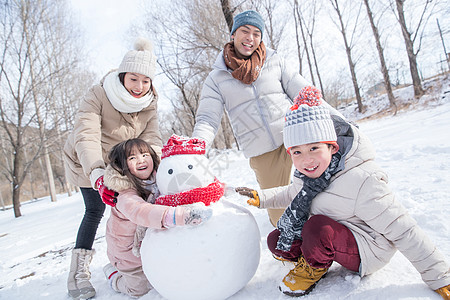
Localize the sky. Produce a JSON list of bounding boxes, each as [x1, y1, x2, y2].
[[0, 75, 449, 299], [69, 0, 144, 75]]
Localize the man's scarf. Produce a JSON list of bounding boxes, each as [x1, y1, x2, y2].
[[223, 41, 266, 84]]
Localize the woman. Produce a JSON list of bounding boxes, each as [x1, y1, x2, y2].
[[63, 37, 162, 300]]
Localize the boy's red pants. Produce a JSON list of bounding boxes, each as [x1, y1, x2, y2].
[[267, 214, 361, 272]]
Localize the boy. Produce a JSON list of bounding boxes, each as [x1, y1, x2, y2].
[[236, 86, 450, 298]]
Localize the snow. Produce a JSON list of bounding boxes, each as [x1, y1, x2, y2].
[[1, 76, 449, 299]]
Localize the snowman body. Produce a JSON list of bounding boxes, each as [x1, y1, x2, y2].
[[140, 148, 261, 300]]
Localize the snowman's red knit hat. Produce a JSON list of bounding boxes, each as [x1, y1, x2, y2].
[[161, 134, 206, 159]]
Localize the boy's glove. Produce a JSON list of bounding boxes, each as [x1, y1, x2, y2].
[[436, 284, 450, 299], [96, 176, 118, 207], [163, 207, 213, 228], [235, 187, 260, 207]]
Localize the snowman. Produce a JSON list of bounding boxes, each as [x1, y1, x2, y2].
[[140, 134, 261, 300]]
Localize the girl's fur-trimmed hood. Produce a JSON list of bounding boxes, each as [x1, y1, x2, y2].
[[104, 164, 134, 192]]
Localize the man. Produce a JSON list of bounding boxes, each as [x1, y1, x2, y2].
[[192, 10, 340, 226]]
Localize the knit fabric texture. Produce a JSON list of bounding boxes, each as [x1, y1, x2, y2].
[[283, 86, 337, 150], [154, 178, 225, 207], [118, 37, 156, 80], [231, 10, 265, 38], [161, 134, 206, 159]]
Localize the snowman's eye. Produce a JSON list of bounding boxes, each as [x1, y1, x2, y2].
[[188, 165, 193, 170], [168, 169, 173, 174]]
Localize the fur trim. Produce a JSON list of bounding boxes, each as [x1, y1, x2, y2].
[[134, 37, 153, 52], [103, 165, 134, 192]]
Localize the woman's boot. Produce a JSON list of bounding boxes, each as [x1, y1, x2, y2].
[[67, 248, 96, 299]]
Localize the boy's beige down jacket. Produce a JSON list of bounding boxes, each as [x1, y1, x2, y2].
[[63, 72, 162, 188], [259, 125, 450, 290], [103, 165, 169, 270]]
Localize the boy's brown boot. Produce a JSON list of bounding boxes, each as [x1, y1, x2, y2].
[[279, 256, 328, 297]]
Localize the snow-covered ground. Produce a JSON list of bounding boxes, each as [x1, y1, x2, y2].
[[1, 76, 449, 299]]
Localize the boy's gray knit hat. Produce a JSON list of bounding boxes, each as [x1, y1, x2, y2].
[[118, 37, 156, 80], [231, 10, 264, 38], [284, 86, 337, 150]]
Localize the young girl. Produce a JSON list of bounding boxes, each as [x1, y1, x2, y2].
[[102, 138, 211, 297], [237, 87, 450, 298]]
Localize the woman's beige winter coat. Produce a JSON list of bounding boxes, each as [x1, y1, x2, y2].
[[103, 165, 169, 271], [63, 72, 162, 188], [258, 125, 450, 290]]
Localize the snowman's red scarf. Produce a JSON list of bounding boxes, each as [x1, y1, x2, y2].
[[155, 178, 225, 207]]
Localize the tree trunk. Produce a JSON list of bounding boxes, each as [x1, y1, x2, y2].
[[331, 0, 364, 112], [293, 0, 303, 74], [363, 0, 397, 111], [12, 146, 24, 218], [395, 0, 424, 98], [13, 186, 22, 218], [43, 149, 57, 201], [436, 19, 450, 73], [294, 2, 315, 85], [0, 191, 5, 211], [220, 0, 234, 33]]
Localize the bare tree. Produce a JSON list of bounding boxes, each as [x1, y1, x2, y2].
[[292, 0, 304, 75], [393, 0, 427, 98], [0, 0, 85, 216], [392, 0, 444, 96], [293, 0, 316, 85], [258, 0, 288, 50], [436, 18, 450, 72], [363, 0, 397, 112], [328, 0, 365, 113], [22, 3, 57, 202], [293, 0, 327, 96], [141, 0, 234, 149], [1, 0, 42, 217]]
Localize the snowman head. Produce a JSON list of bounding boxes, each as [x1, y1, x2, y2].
[[156, 135, 214, 195]]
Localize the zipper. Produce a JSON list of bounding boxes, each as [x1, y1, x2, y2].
[[252, 83, 277, 148]]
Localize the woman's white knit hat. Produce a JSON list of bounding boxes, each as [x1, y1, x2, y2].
[[118, 37, 156, 80], [284, 86, 337, 150]]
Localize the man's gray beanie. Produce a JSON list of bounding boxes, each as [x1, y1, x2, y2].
[[231, 10, 265, 38]]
